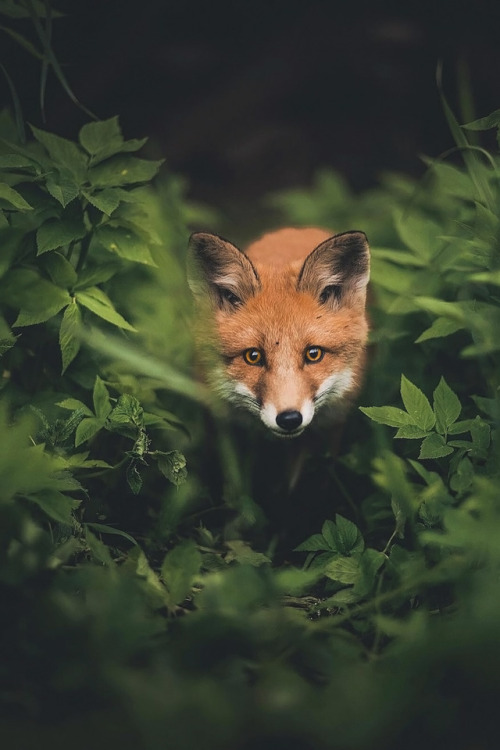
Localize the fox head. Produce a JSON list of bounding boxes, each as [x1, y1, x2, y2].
[[187, 228, 370, 437]]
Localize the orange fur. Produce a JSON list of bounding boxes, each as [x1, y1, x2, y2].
[[188, 227, 370, 438]]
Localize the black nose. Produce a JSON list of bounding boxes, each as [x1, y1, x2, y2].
[[276, 410, 303, 432]]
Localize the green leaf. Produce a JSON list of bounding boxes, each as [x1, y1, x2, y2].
[[462, 109, 500, 131], [108, 393, 144, 431], [79, 117, 147, 164], [36, 215, 87, 254], [88, 155, 163, 188], [26, 489, 80, 525], [419, 433, 454, 460], [401, 375, 435, 431], [394, 210, 442, 259], [294, 533, 330, 552], [75, 417, 104, 447], [85, 522, 138, 546], [56, 398, 93, 416], [30, 125, 88, 182], [324, 555, 360, 585], [0, 268, 71, 326], [79, 117, 123, 156], [225, 540, 271, 566], [41, 251, 78, 288], [0, 182, 33, 210], [45, 172, 80, 207], [92, 225, 157, 266], [84, 526, 114, 566], [416, 317, 464, 343], [156, 450, 187, 487], [82, 187, 135, 216], [77, 286, 136, 331], [359, 405, 414, 428], [450, 457, 474, 495], [59, 301, 82, 373], [395, 425, 431, 439], [352, 548, 385, 597], [321, 516, 364, 556], [74, 262, 119, 290], [126, 462, 142, 494], [92, 376, 112, 420], [433, 377, 461, 434], [0, 337, 17, 356], [161, 540, 201, 607]]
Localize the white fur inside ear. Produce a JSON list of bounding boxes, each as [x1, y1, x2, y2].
[[314, 368, 354, 408]]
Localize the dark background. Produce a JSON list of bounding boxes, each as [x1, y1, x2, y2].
[[2, 0, 500, 211]]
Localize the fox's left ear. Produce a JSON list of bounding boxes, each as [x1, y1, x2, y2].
[[297, 231, 370, 306]]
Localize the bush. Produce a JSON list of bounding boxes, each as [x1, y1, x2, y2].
[[1, 54, 500, 750]]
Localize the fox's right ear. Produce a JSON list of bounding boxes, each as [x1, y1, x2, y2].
[[187, 232, 260, 311]]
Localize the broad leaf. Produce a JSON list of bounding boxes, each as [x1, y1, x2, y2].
[[419, 433, 454, 460], [77, 286, 136, 331], [0, 182, 33, 210], [88, 155, 163, 187], [156, 450, 187, 487], [26, 489, 80, 525], [92, 376, 112, 420], [161, 540, 201, 607], [401, 375, 435, 431], [41, 251, 78, 288], [433, 377, 461, 434], [30, 125, 88, 182], [36, 215, 86, 254], [92, 225, 157, 266], [359, 406, 414, 428], [75, 417, 105, 447], [59, 301, 82, 373]]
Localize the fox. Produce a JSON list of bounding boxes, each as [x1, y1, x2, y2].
[[187, 227, 370, 440]]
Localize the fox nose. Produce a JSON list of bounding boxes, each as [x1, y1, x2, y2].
[[276, 410, 303, 432]]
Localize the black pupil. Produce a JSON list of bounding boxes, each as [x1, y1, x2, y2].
[[249, 350, 258, 361], [309, 348, 319, 359]]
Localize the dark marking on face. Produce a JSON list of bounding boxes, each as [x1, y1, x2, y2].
[[275, 341, 279, 346]]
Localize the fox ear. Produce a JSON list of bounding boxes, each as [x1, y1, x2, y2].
[[187, 232, 260, 310], [297, 231, 370, 306]]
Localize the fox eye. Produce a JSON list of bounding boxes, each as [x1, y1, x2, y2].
[[243, 348, 263, 366], [219, 287, 241, 307], [305, 346, 324, 363]]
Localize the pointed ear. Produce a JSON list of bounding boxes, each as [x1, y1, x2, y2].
[[297, 231, 370, 306], [187, 232, 260, 310]]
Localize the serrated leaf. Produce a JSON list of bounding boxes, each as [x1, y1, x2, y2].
[[92, 224, 157, 266], [352, 548, 385, 597], [324, 555, 360, 584], [161, 540, 201, 607], [77, 286, 136, 331], [395, 424, 431, 439], [92, 376, 112, 420], [75, 417, 104, 447], [30, 125, 88, 182], [294, 533, 330, 552], [79, 117, 147, 164], [322, 515, 364, 556], [359, 405, 414, 428], [82, 187, 134, 216], [27, 489, 80, 525], [41, 251, 78, 288], [419, 433, 454, 460], [0, 182, 33, 210], [88, 155, 163, 188], [126, 462, 142, 494], [59, 301, 82, 373], [433, 377, 461, 434], [156, 450, 187, 487], [450, 457, 474, 495], [401, 375, 435, 431], [225, 540, 271, 567], [416, 317, 464, 343], [36, 215, 86, 254], [0, 153, 39, 170], [108, 393, 144, 430], [0, 337, 17, 356], [45, 172, 80, 207], [1, 268, 71, 325], [84, 526, 114, 566], [56, 398, 93, 416], [74, 262, 119, 290]]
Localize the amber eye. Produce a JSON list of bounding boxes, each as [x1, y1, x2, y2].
[[305, 346, 324, 363], [244, 348, 263, 366]]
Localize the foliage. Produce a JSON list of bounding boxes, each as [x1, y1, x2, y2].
[[2, 74, 500, 750]]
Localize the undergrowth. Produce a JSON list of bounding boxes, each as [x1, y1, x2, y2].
[[1, 4, 500, 748]]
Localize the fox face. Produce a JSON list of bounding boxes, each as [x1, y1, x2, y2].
[[187, 227, 370, 437]]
